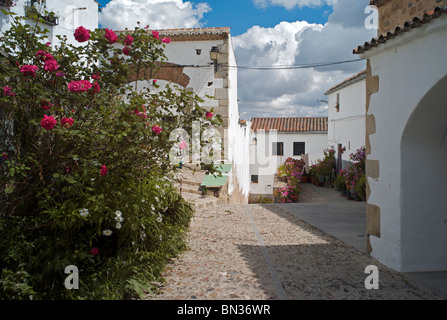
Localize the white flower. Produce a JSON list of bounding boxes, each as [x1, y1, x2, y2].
[[79, 208, 89, 217], [115, 216, 124, 222], [116, 222, 122, 229], [159, 235, 162, 241], [156, 215, 163, 223], [103, 229, 113, 236], [154, 196, 159, 202], [115, 210, 122, 217]]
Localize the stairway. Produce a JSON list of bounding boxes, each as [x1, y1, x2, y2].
[[175, 163, 219, 209]]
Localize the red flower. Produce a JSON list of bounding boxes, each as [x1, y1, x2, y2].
[[122, 46, 131, 56], [40, 115, 57, 130], [90, 247, 99, 256], [152, 30, 159, 39], [123, 34, 133, 46], [3, 86, 15, 96], [161, 37, 171, 44], [89, 82, 100, 94], [40, 100, 52, 110], [105, 28, 118, 44], [92, 73, 101, 80], [206, 111, 213, 119], [74, 26, 90, 42], [20, 65, 38, 77], [152, 125, 162, 135], [100, 165, 108, 177], [44, 58, 59, 72], [61, 117, 74, 128], [68, 80, 92, 92]]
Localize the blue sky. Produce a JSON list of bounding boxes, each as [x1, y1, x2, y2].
[[96, 0, 375, 120], [97, 0, 333, 36]]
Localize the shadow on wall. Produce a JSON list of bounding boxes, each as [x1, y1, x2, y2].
[[400, 72, 447, 271]]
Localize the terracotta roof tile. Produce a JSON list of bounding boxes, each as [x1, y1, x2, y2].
[[354, 6, 447, 54], [251, 117, 328, 133]]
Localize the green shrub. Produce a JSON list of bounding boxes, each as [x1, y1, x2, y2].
[[0, 14, 221, 299]]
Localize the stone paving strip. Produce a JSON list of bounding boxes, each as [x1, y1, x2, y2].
[[146, 204, 442, 300]]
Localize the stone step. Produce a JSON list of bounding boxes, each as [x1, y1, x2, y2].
[[181, 192, 218, 209]]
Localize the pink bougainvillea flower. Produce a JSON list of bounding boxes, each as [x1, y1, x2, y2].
[[92, 73, 101, 80], [89, 82, 100, 94], [152, 79, 157, 84], [45, 42, 51, 47], [122, 46, 131, 56], [90, 247, 99, 256], [3, 86, 15, 96], [179, 140, 187, 150], [40, 115, 57, 130], [20, 65, 38, 77], [206, 111, 213, 119], [55, 71, 66, 78], [74, 26, 90, 42], [151, 30, 159, 39], [161, 37, 171, 44], [40, 100, 52, 110], [44, 58, 59, 72], [123, 34, 133, 46], [100, 165, 108, 177], [60, 117, 74, 128], [104, 28, 118, 44], [68, 80, 92, 93], [152, 125, 162, 135]]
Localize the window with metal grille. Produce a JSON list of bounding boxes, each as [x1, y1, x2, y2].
[[293, 142, 305, 156]]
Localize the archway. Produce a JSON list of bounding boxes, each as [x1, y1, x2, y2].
[[127, 62, 190, 88], [400, 73, 447, 271]]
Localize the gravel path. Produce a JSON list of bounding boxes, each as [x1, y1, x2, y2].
[[145, 201, 442, 300]]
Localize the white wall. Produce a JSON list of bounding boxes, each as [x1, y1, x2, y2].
[[327, 78, 366, 165], [362, 14, 447, 272], [0, 0, 99, 46], [249, 131, 327, 195]]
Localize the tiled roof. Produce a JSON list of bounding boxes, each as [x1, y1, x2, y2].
[[325, 69, 366, 95], [156, 27, 231, 41], [251, 117, 328, 133], [354, 6, 447, 54]]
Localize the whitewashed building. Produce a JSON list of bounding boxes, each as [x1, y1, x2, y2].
[[0, 0, 99, 46], [325, 69, 366, 171], [355, 0, 447, 272], [127, 27, 250, 203], [249, 117, 328, 198]]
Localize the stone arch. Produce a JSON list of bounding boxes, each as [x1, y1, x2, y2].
[[400, 73, 447, 271], [127, 62, 190, 88]]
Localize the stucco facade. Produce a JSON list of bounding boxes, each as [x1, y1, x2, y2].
[[249, 118, 328, 197], [356, 4, 447, 272], [325, 71, 366, 169], [0, 0, 99, 46]]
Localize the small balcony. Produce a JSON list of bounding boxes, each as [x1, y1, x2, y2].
[[0, 0, 14, 7], [24, 1, 59, 26]]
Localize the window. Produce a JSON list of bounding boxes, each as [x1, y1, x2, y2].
[[272, 142, 284, 156], [293, 142, 305, 156], [251, 175, 259, 183]]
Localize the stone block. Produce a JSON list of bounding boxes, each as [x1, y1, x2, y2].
[[366, 204, 381, 238]]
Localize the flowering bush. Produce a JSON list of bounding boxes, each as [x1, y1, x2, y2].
[[275, 157, 303, 202], [0, 15, 222, 299]]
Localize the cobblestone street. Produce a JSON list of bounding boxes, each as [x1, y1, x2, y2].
[[146, 185, 443, 300]]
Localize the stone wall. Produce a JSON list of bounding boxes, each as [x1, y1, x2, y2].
[[374, 0, 447, 35]]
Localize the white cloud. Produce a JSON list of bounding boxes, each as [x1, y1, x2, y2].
[[99, 0, 211, 30], [234, 0, 376, 120], [253, 0, 337, 10]]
